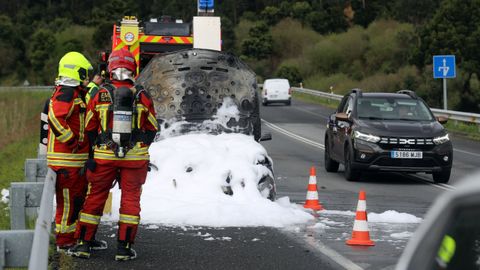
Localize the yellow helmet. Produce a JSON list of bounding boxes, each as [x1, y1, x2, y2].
[[58, 52, 93, 82]]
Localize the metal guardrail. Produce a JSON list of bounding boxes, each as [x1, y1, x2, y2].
[[430, 108, 480, 124], [0, 86, 52, 91], [28, 168, 56, 270], [0, 159, 52, 270], [290, 87, 480, 125], [293, 87, 342, 101]]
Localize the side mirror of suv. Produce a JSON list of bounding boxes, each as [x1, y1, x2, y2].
[[436, 116, 448, 124], [335, 112, 350, 122]]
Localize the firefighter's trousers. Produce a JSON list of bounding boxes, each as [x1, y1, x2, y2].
[[53, 167, 87, 247], [75, 160, 148, 243]]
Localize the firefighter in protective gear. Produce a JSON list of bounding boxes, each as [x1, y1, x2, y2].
[[48, 51, 108, 252], [71, 49, 158, 261]]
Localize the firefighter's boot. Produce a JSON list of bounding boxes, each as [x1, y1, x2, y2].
[[91, 239, 108, 250], [115, 241, 137, 261], [69, 240, 91, 259]]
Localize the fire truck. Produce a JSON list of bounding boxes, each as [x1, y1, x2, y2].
[[101, 15, 194, 76]]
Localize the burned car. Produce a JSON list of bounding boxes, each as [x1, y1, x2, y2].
[[137, 49, 275, 200]]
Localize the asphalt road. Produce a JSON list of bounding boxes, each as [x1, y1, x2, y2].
[[72, 98, 480, 270]]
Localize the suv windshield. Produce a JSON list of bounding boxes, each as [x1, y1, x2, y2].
[[356, 97, 434, 121]]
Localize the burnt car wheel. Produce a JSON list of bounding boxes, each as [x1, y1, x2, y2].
[[345, 146, 361, 181], [258, 174, 276, 201], [252, 91, 261, 141], [324, 136, 339, 172], [433, 169, 451, 184]]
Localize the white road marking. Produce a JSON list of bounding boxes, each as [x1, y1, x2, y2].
[[453, 148, 480, 158], [291, 106, 330, 119], [306, 239, 364, 270], [262, 120, 325, 150], [287, 230, 364, 270], [407, 174, 456, 191], [262, 119, 457, 191]]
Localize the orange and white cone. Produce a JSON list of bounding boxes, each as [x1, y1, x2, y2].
[[346, 190, 375, 246], [303, 167, 324, 211]]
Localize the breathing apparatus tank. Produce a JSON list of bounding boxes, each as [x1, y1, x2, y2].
[[112, 86, 134, 157]]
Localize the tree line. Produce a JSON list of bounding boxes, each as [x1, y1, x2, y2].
[[0, 0, 479, 112]]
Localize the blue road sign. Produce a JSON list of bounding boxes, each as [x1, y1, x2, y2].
[[433, 55, 456, 79], [198, 0, 214, 9]]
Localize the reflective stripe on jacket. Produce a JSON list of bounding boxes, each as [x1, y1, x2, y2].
[[47, 85, 89, 168]]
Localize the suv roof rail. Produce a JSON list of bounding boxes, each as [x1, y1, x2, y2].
[[350, 88, 363, 97], [397, 89, 418, 99]]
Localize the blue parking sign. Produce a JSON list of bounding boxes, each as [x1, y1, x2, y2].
[[433, 55, 456, 79]]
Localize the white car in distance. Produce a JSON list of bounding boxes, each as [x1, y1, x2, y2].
[[262, 78, 292, 106]]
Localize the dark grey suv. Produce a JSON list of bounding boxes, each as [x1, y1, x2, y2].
[[324, 89, 453, 183]]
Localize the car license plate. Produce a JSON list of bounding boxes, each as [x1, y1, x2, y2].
[[270, 95, 277, 98], [391, 151, 423, 159]]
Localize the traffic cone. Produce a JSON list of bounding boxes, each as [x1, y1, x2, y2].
[[346, 190, 375, 246], [303, 166, 324, 211]]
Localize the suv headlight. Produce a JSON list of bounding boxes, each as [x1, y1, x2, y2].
[[354, 131, 380, 143], [433, 134, 450, 145]]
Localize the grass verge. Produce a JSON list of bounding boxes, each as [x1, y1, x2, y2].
[[293, 91, 340, 109], [444, 121, 480, 141], [0, 89, 51, 229], [0, 134, 39, 230]]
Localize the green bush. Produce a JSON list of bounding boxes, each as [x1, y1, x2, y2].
[[364, 20, 415, 75], [234, 19, 256, 54], [270, 18, 321, 59], [306, 38, 344, 75], [276, 65, 302, 85]]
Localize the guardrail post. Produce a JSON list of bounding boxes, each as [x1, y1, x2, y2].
[[0, 230, 34, 269], [9, 184, 26, 230], [24, 159, 47, 182], [9, 183, 44, 230], [24, 161, 37, 183], [0, 237, 5, 269]]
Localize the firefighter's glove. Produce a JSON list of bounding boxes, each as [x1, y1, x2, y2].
[[85, 159, 96, 172]]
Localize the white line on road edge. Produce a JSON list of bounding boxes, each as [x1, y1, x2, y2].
[[305, 237, 364, 270], [283, 230, 364, 270], [262, 120, 325, 150], [453, 148, 480, 158], [406, 174, 456, 191], [292, 106, 330, 119], [262, 119, 456, 191]]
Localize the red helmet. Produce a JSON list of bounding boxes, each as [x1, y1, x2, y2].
[[108, 49, 136, 74]]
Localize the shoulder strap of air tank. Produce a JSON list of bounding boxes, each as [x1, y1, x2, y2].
[[103, 84, 116, 100], [133, 84, 145, 101]]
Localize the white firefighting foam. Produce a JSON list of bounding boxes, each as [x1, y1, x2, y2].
[[107, 133, 313, 227], [106, 98, 314, 227]]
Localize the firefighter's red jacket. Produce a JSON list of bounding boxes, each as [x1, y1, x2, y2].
[[85, 80, 158, 162], [47, 85, 89, 168]]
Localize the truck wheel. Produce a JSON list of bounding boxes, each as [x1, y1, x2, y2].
[[433, 169, 451, 183], [324, 137, 339, 172], [344, 147, 360, 181]]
